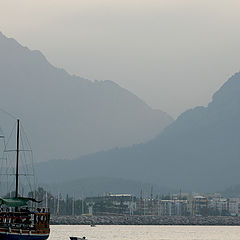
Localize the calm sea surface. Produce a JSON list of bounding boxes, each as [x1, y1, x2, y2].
[[49, 225, 240, 240]]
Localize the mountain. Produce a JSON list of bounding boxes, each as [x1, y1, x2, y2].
[[221, 184, 240, 198], [36, 72, 240, 192], [0, 32, 173, 162], [41, 177, 172, 197]]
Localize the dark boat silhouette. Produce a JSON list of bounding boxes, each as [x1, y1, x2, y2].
[[70, 237, 87, 240], [0, 120, 50, 240]]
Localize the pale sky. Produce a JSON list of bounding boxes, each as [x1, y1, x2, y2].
[[1, 0, 240, 118]]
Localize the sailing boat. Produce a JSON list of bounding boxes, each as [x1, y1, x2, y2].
[[0, 119, 50, 240]]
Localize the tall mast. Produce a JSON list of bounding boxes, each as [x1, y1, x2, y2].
[[15, 119, 20, 198]]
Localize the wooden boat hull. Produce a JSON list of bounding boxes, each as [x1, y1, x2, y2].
[[0, 228, 49, 240]]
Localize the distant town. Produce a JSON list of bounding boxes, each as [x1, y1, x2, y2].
[[9, 188, 240, 217]]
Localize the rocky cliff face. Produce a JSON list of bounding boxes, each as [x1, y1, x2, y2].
[[0, 32, 173, 162]]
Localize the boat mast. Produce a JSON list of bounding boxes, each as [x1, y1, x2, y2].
[[15, 119, 20, 198]]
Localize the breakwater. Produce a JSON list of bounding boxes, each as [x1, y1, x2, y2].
[[51, 215, 240, 225]]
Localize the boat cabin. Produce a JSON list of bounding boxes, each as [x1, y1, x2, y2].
[[0, 198, 50, 234]]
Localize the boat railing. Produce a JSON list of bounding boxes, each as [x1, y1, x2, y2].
[[0, 210, 50, 229]]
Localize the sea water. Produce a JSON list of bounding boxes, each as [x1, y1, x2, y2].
[[49, 225, 240, 240]]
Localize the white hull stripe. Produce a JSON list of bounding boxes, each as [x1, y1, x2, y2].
[[0, 231, 49, 237]]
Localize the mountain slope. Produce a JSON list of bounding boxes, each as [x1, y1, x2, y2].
[[36, 72, 240, 192], [0, 32, 173, 162], [42, 177, 171, 197]]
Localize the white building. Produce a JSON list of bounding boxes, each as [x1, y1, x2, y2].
[[209, 197, 228, 214], [228, 198, 240, 216]]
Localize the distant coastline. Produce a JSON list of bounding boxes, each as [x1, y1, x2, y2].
[[51, 215, 240, 226]]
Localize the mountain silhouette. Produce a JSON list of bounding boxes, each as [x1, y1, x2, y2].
[[36, 72, 240, 192], [41, 177, 172, 197], [0, 32, 173, 162]]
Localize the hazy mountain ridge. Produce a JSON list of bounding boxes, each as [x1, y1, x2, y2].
[[0, 31, 173, 162], [42, 177, 171, 197], [221, 184, 240, 198], [36, 72, 240, 192]]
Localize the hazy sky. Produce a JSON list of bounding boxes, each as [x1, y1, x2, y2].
[[1, 0, 240, 118]]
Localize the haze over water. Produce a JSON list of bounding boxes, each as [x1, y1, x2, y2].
[[49, 225, 240, 240]]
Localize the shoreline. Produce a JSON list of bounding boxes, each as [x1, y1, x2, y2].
[[51, 215, 240, 226]]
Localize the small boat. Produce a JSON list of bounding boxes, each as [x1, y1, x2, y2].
[[90, 224, 96, 227], [70, 237, 87, 240]]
